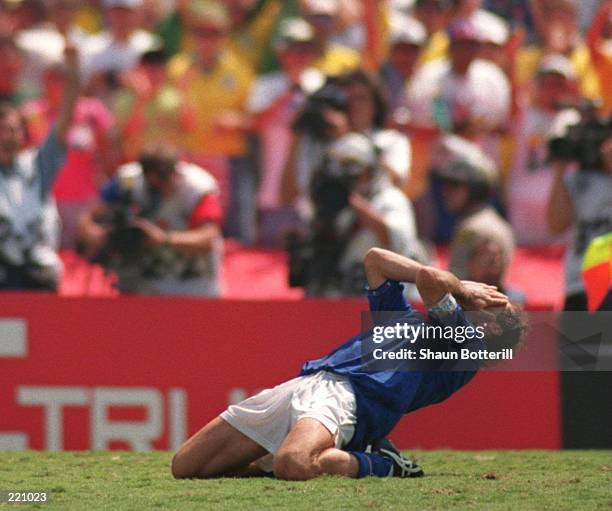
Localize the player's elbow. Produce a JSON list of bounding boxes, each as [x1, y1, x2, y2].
[[364, 247, 385, 272]]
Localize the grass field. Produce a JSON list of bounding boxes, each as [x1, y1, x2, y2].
[[0, 451, 610, 510]]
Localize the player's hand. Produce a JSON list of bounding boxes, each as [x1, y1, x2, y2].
[[131, 218, 168, 247], [457, 281, 509, 310]]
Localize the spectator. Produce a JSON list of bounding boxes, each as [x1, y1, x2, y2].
[[246, 18, 322, 246], [433, 136, 517, 299], [517, 0, 601, 102], [438, 18, 510, 138], [299, 0, 361, 76], [380, 14, 427, 114], [412, 0, 451, 64], [0, 36, 24, 105], [507, 55, 580, 246], [16, 0, 90, 98], [586, 1, 612, 115], [0, 42, 79, 290], [114, 48, 189, 162], [84, 0, 159, 100], [167, 0, 256, 245], [78, 145, 223, 296], [22, 60, 116, 249], [225, 0, 283, 73], [406, 16, 510, 160]]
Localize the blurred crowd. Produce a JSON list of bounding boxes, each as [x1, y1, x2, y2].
[[0, 0, 610, 308]]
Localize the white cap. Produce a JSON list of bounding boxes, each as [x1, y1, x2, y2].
[[433, 134, 498, 186], [301, 0, 339, 16], [472, 10, 509, 46], [103, 0, 143, 9], [275, 18, 315, 49], [328, 133, 377, 167], [390, 14, 427, 46], [538, 54, 576, 80]]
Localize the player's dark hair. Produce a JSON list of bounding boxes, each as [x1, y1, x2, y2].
[[486, 306, 529, 352]]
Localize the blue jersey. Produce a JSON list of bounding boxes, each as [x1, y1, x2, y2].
[[300, 280, 484, 451]]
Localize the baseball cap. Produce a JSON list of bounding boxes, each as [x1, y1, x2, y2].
[[189, 0, 231, 31], [328, 133, 377, 168], [434, 135, 498, 187], [390, 15, 427, 47], [274, 18, 315, 50], [301, 0, 339, 16], [537, 54, 576, 80], [447, 17, 480, 42], [103, 0, 143, 9], [472, 10, 509, 46]]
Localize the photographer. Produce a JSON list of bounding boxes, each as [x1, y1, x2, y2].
[[546, 105, 612, 450], [282, 70, 410, 210], [546, 107, 612, 311], [78, 146, 223, 297], [289, 132, 422, 297], [0, 42, 79, 291]]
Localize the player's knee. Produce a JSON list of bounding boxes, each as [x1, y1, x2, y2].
[[273, 450, 319, 481], [171, 450, 212, 480], [171, 452, 192, 479]]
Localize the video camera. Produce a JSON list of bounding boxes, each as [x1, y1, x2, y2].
[[80, 184, 151, 268], [292, 81, 349, 141], [548, 101, 612, 170]]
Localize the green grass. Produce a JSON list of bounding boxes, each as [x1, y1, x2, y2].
[[0, 451, 610, 510]]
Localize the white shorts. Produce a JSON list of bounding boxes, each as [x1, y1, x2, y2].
[[220, 371, 357, 470]]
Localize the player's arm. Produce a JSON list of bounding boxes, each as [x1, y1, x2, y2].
[[364, 247, 423, 289], [364, 248, 508, 310]]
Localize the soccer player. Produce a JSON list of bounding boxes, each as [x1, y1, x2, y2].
[[171, 248, 526, 480]]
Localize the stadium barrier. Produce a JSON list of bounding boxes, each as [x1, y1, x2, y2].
[[0, 293, 560, 451]]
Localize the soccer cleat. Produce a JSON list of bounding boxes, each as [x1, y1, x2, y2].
[[370, 438, 424, 478]]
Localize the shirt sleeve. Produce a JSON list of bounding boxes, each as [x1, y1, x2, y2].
[[188, 193, 223, 228], [36, 129, 67, 197], [367, 280, 412, 312]]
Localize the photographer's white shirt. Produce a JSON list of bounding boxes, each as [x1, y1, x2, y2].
[[507, 108, 579, 246], [105, 162, 222, 296], [339, 184, 422, 278]]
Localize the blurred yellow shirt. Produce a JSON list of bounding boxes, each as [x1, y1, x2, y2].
[[419, 30, 449, 64], [590, 47, 612, 114], [168, 51, 254, 156], [74, 5, 103, 34], [313, 44, 361, 76]]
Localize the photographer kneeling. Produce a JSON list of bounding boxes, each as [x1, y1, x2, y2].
[[289, 132, 423, 297], [78, 146, 222, 296]]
